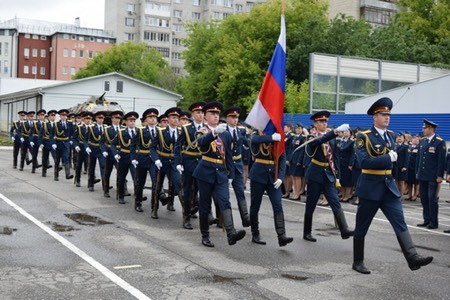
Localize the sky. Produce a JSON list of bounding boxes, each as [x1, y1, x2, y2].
[[0, 0, 105, 29]]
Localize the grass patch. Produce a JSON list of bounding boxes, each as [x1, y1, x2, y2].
[[0, 132, 14, 146]]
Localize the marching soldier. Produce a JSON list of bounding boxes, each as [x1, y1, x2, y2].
[[72, 112, 92, 187], [352, 97, 433, 274], [248, 129, 294, 246], [29, 109, 46, 173], [52, 109, 74, 181], [10, 111, 27, 169], [179, 111, 191, 126], [192, 102, 245, 247], [18, 111, 35, 171], [100, 110, 124, 198], [39, 110, 57, 177], [150, 107, 183, 219], [415, 119, 446, 229], [111, 112, 138, 204], [303, 111, 353, 242], [174, 101, 206, 229], [85, 111, 107, 192], [223, 106, 250, 227], [132, 108, 159, 212]]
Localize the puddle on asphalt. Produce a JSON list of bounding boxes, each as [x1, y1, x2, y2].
[[0, 226, 17, 235], [64, 213, 114, 226], [48, 222, 78, 232], [281, 273, 308, 281]]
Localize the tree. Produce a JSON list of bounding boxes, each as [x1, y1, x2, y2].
[[73, 42, 175, 90]]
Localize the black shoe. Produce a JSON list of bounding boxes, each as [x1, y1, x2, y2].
[[242, 217, 251, 228], [352, 261, 371, 274], [228, 230, 246, 245], [19, 168, 23, 171], [167, 203, 175, 211], [426, 224, 438, 229], [252, 235, 267, 245], [36, 164, 42, 169], [66, 175, 74, 180], [75, 182, 81, 187], [26, 160, 32, 165], [190, 207, 199, 215], [94, 179, 101, 184], [135, 206, 143, 212], [278, 235, 293, 247], [408, 254, 433, 271], [417, 222, 429, 227], [341, 230, 354, 239], [190, 213, 198, 219], [303, 233, 317, 242], [151, 210, 158, 219], [443, 229, 450, 233], [142, 196, 147, 201], [104, 193, 110, 198], [31, 169, 35, 174], [47, 165, 52, 169], [88, 187, 94, 192], [13, 166, 17, 169], [42, 173, 46, 177], [202, 238, 214, 247], [118, 198, 125, 204], [124, 192, 131, 197], [183, 221, 193, 230]]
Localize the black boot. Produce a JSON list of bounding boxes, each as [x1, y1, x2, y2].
[[274, 213, 293, 247], [237, 198, 251, 227], [222, 209, 246, 245], [64, 163, 73, 179], [334, 207, 354, 239], [151, 189, 159, 219], [250, 214, 266, 245], [117, 182, 125, 204], [200, 214, 214, 247], [352, 238, 371, 274], [134, 190, 143, 212], [103, 177, 110, 198], [54, 162, 59, 181], [303, 213, 316, 242], [397, 231, 433, 271]]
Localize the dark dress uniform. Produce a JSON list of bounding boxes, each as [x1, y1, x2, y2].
[[174, 102, 206, 229], [38, 110, 57, 177], [291, 133, 306, 177], [248, 130, 293, 246], [415, 120, 447, 229], [407, 143, 419, 186], [192, 102, 245, 247], [10, 111, 26, 169], [352, 97, 433, 274], [85, 119, 107, 191], [111, 112, 138, 204], [393, 142, 410, 181], [29, 110, 46, 173], [52, 109, 74, 181], [72, 116, 90, 187], [18, 113, 34, 171], [338, 137, 354, 187], [131, 108, 159, 213], [303, 111, 353, 242], [100, 111, 124, 198]]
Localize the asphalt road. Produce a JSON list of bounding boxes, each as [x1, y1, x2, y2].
[[0, 147, 449, 300]]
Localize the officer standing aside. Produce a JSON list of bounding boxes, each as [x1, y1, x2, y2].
[[415, 119, 447, 229], [132, 108, 159, 213], [85, 111, 107, 192], [352, 97, 433, 274], [223, 106, 251, 227], [52, 109, 74, 181], [174, 101, 206, 229], [10, 111, 27, 169], [100, 110, 124, 198], [39, 110, 57, 177], [193, 102, 245, 247], [303, 111, 353, 242]]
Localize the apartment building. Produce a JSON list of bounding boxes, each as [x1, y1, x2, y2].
[[105, 0, 264, 75], [0, 18, 116, 80], [328, 0, 398, 27]]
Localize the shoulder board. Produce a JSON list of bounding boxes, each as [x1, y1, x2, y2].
[[362, 130, 371, 134], [118, 128, 126, 132], [198, 128, 208, 134], [387, 129, 394, 133], [105, 125, 111, 128], [182, 124, 191, 129], [237, 125, 246, 129], [436, 137, 443, 141], [68, 120, 74, 123], [137, 126, 145, 129]]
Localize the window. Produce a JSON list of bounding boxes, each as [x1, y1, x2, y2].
[[144, 31, 170, 42], [144, 17, 170, 27], [151, 47, 170, 58], [224, 0, 233, 7], [125, 18, 135, 26], [127, 3, 135, 13], [3, 60, 8, 73], [88, 51, 93, 58], [0, 42, 2, 56], [70, 67, 76, 75], [124, 33, 135, 41], [40, 36, 47, 40], [32, 48, 38, 57], [192, 12, 201, 20], [79, 50, 84, 58], [172, 24, 182, 32], [24, 48, 30, 58], [117, 81, 123, 93], [32, 65, 37, 75], [213, 11, 223, 20], [63, 66, 68, 75], [192, 0, 201, 5], [71, 35, 77, 40], [174, 0, 182, 3], [32, 34, 39, 40], [97, 38, 102, 42], [63, 33, 69, 39], [171, 52, 181, 59], [40, 67, 45, 75], [63, 48, 69, 57], [40, 49, 46, 58], [104, 81, 110, 91], [174, 10, 182, 17], [172, 67, 181, 74], [24, 34, 31, 39], [172, 38, 183, 46], [235, 4, 243, 12], [79, 36, 85, 41], [4, 42, 8, 56], [104, 39, 110, 43], [71, 49, 76, 58], [89, 37, 95, 42], [24, 65, 29, 74]]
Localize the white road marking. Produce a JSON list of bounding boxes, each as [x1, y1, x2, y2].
[[114, 265, 142, 270], [0, 192, 151, 300]]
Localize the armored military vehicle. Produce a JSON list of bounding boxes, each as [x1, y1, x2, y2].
[[68, 93, 124, 125]]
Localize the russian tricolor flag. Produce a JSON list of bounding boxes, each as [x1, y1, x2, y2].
[[245, 15, 286, 157]]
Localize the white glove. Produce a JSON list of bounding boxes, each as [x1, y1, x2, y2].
[[114, 154, 121, 162], [271, 133, 281, 141], [29, 141, 35, 147], [75, 146, 80, 152], [155, 159, 163, 169], [132, 160, 138, 168], [228, 178, 233, 186], [273, 178, 282, 189], [388, 150, 398, 162], [69, 141, 73, 145], [11, 137, 15, 141], [176, 164, 184, 174], [20, 137, 24, 143], [216, 123, 227, 134], [52, 144, 57, 150], [336, 123, 350, 132], [102, 151, 108, 158], [85, 147, 92, 155]]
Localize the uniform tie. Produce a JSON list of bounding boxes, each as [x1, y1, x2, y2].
[[151, 128, 155, 138], [233, 129, 238, 141], [131, 129, 135, 138]]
